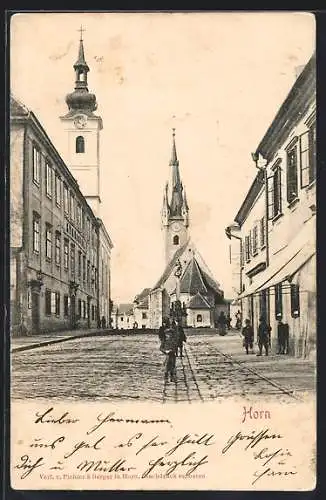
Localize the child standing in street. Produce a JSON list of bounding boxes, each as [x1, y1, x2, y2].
[[242, 318, 254, 354]]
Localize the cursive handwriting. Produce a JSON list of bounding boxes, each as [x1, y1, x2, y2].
[[87, 412, 171, 435], [142, 451, 208, 478], [64, 435, 106, 458], [253, 447, 292, 466], [15, 455, 44, 479], [165, 433, 215, 456], [77, 458, 136, 473], [29, 436, 65, 450], [252, 466, 297, 485], [34, 407, 79, 425], [222, 428, 283, 454]]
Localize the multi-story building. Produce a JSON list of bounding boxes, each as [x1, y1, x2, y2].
[[226, 52, 316, 358], [10, 96, 101, 334]]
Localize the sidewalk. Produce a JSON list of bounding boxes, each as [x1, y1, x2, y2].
[[10, 328, 109, 353], [211, 330, 316, 395]]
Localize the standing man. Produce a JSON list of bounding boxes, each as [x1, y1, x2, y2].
[[257, 316, 271, 356], [160, 320, 178, 382], [277, 318, 290, 354], [176, 319, 187, 357], [242, 318, 254, 354]]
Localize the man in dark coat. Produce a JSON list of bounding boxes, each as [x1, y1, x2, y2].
[[257, 316, 271, 356], [176, 320, 187, 357], [242, 318, 254, 354], [277, 318, 290, 354]]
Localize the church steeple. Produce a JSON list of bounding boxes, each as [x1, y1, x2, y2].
[[65, 26, 97, 114], [169, 129, 184, 217], [162, 128, 190, 264]]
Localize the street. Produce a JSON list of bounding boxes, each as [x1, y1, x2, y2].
[[11, 330, 315, 403]]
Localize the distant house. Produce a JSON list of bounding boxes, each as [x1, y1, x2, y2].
[[114, 303, 134, 330], [133, 288, 151, 329]]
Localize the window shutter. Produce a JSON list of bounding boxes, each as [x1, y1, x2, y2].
[[267, 174, 274, 220]]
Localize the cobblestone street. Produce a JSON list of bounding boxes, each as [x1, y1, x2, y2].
[[11, 330, 315, 403]]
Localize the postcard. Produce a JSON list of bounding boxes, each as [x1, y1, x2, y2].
[[9, 11, 316, 491]]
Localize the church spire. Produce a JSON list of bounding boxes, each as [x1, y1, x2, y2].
[[65, 26, 97, 114], [169, 128, 184, 216]]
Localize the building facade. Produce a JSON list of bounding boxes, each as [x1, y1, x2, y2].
[[10, 97, 101, 334], [226, 53, 316, 358]]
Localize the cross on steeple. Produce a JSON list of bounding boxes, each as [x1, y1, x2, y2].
[[78, 25, 85, 41]]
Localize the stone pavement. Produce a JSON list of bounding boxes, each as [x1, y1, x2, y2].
[[11, 330, 315, 403]]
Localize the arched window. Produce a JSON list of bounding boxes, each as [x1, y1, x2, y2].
[[76, 136, 85, 154], [173, 235, 179, 245], [197, 314, 202, 323]]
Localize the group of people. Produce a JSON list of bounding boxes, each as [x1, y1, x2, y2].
[[241, 316, 290, 356], [158, 317, 187, 382]]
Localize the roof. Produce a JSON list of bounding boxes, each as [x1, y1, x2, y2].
[[187, 292, 211, 310], [10, 96, 29, 117], [151, 239, 190, 291], [134, 288, 151, 309], [180, 258, 208, 295], [117, 303, 134, 315]]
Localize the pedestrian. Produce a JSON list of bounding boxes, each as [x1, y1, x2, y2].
[[277, 317, 290, 354], [235, 310, 242, 330], [217, 311, 227, 336], [242, 318, 254, 354], [176, 319, 187, 357], [257, 316, 271, 356], [158, 317, 169, 349], [101, 315, 106, 329], [226, 314, 232, 330], [160, 319, 178, 382]]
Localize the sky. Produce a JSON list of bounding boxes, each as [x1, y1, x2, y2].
[[10, 12, 315, 303]]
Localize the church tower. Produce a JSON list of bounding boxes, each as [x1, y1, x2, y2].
[[60, 27, 102, 217], [161, 129, 189, 264]]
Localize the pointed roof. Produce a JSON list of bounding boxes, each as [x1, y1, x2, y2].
[[187, 292, 211, 309], [169, 128, 179, 167], [10, 95, 29, 117], [134, 288, 151, 309], [74, 37, 89, 71], [117, 303, 134, 315], [179, 257, 208, 295], [151, 238, 190, 291]]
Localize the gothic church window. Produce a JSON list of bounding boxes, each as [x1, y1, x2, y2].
[[173, 235, 179, 245], [76, 136, 85, 154]]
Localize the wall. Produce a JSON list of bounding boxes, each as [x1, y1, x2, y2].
[[187, 309, 211, 328]]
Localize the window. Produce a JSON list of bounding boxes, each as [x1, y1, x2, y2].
[[76, 136, 85, 153], [64, 295, 69, 317], [252, 226, 258, 256], [45, 224, 52, 260], [63, 184, 69, 213], [45, 161, 53, 197], [70, 194, 75, 221], [290, 284, 300, 318], [32, 146, 41, 184], [259, 290, 267, 320], [78, 299, 82, 318], [64, 239, 69, 270], [275, 283, 283, 319], [70, 244, 75, 277], [273, 165, 282, 216], [196, 314, 202, 323], [94, 269, 98, 291], [173, 235, 179, 245], [300, 124, 316, 187], [33, 213, 40, 253], [53, 292, 60, 315], [87, 260, 90, 286], [92, 305, 95, 321], [55, 232, 61, 266], [120, 317, 124, 322], [45, 289, 51, 315], [142, 312, 147, 320], [287, 145, 298, 203], [240, 240, 244, 267], [78, 251, 82, 280], [83, 255, 86, 282], [260, 217, 266, 248], [55, 174, 61, 206], [244, 235, 250, 262], [77, 204, 81, 227]]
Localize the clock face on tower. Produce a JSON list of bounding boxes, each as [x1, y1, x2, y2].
[[74, 115, 87, 129], [172, 222, 181, 232]]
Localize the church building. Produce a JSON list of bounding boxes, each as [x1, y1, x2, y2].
[[136, 130, 227, 329]]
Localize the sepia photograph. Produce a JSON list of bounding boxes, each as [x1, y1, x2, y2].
[[9, 11, 316, 491]]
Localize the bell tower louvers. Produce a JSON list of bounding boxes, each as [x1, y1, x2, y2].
[[161, 129, 189, 264], [60, 27, 102, 217]]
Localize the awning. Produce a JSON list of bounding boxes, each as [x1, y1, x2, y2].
[[237, 216, 315, 299]]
